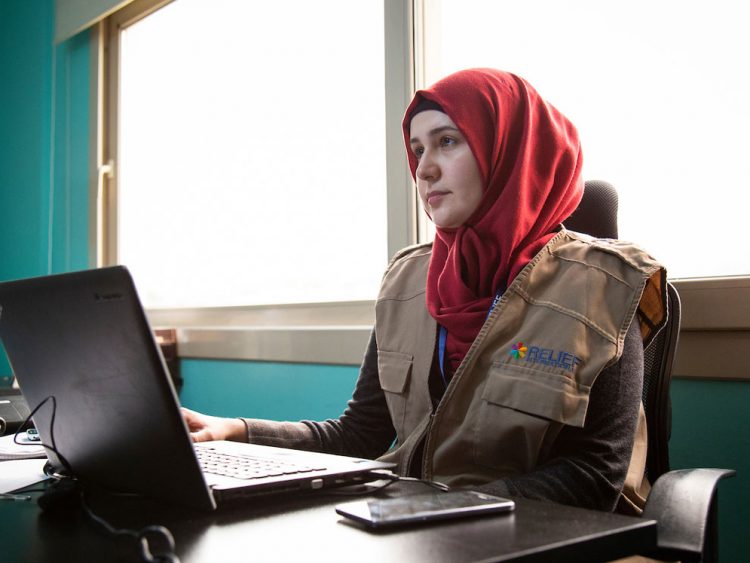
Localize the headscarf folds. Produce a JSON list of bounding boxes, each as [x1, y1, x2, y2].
[[402, 69, 584, 375]]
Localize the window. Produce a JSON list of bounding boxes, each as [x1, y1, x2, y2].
[[422, 0, 750, 279], [99, 0, 748, 371], [98, 0, 750, 377], [107, 0, 398, 308], [109, 0, 750, 309]]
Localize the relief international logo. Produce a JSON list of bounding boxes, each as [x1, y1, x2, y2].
[[509, 341, 582, 373], [509, 342, 527, 359]]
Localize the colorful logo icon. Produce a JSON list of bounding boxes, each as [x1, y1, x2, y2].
[[509, 342, 527, 359]]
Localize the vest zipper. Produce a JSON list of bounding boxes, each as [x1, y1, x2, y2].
[[404, 414, 434, 476]]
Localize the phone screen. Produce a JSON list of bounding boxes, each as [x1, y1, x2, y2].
[[335, 490, 514, 529]]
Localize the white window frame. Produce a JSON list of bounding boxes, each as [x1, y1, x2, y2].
[[96, 0, 417, 365], [92, 0, 750, 379], [410, 0, 750, 382]]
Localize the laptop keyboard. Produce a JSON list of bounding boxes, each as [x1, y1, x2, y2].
[[195, 446, 326, 480]]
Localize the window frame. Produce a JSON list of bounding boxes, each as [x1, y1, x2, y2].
[[671, 277, 750, 380], [94, 0, 750, 379], [97, 0, 417, 365]]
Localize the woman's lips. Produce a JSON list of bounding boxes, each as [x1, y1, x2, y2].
[[427, 191, 449, 205]]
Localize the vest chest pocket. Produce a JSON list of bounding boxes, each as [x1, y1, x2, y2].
[[473, 363, 590, 473], [377, 350, 413, 434]]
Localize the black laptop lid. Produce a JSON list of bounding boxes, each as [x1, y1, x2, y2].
[[0, 266, 215, 510]]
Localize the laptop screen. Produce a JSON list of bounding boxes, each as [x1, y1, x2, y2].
[[0, 266, 216, 510]]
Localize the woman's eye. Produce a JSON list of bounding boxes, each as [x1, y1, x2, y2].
[[440, 136, 456, 148], [413, 146, 424, 158]]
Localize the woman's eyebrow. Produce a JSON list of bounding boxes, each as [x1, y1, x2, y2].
[[409, 125, 460, 144]]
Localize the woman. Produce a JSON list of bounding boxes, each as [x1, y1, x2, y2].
[[183, 68, 666, 514]]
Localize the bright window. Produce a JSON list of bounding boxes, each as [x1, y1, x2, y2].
[[424, 0, 750, 279], [116, 0, 387, 307]]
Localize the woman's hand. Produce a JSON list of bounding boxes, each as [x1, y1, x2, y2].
[[181, 407, 247, 443]]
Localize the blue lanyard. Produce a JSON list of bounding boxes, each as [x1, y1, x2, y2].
[[438, 290, 504, 388], [438, 325, 449, 388]]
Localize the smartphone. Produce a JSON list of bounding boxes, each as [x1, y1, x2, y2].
[[335, 490, 514, 529]]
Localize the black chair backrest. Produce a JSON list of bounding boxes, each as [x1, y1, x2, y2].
[[567, 180, 680, 481], [642, 282, 680, 481], [565, 179, 619, 239]]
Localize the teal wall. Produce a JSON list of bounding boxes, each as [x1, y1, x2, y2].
[[0, 0, 90, 280], [0, 2, 748, 560], [0, 0, 54, 283], [0, 0, 91, 384], [670, 378, 749, 560], [180, 359, 359, 421]]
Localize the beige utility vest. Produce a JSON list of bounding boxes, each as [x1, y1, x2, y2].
[[375, 230, 666, 511]]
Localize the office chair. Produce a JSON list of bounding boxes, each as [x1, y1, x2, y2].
[[642, 282, 679, 481], [566, 179, 619, 239], [567, 180, 670, 478], [567, 180, 735, 563]]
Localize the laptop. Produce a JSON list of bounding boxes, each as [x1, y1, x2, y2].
[[0, 266, 393, 511]]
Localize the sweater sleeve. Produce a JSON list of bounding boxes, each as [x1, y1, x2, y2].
[[474, 320, 645, 511], [242, 329, 396, 459]]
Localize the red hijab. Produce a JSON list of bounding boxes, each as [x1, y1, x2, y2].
[[402, 69, 584, 376]]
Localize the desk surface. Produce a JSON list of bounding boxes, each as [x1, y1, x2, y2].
[[0, 481, 656, 562]]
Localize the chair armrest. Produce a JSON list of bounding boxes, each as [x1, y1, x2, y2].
[[642, 468, 735, 561]]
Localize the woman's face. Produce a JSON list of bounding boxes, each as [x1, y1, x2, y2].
[[409, 110, 484, 229]]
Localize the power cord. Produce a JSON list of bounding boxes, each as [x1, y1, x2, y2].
[[80, 492, 179, 563], [393, 475, 451, 491], [14, 396, 73, 476], [329, 471, 451, 496], [16, 396, 181, 563]]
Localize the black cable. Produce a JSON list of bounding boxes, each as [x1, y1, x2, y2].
[[393, 475, 451, 492], [20, 396, 180, 563], [13, 395, 73, 476], [330, 472, 451, 496], [80, 491, 179, 563]]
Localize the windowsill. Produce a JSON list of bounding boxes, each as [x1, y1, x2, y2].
[[146, 300, 375, 366], [147, 277, 750, 378], [174, 326, 372, 366], [670, 276, 750, 331], [670, 277, 750, 380]]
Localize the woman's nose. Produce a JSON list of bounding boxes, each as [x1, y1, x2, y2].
[[416, 152, 438, 181]]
